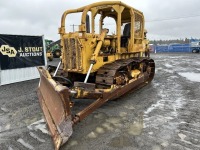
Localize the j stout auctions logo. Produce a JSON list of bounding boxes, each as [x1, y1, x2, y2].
[[0, 45, 43, 57], [0, 45, 17, 57], [18, 47, 43, 57]]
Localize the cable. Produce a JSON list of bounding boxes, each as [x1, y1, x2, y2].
[[92, 14, 200, 26], [146, 14, 200, 22], [67, 13, 200, 28]]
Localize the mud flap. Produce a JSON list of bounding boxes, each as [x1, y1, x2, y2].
[[37, 67, 73, 150]]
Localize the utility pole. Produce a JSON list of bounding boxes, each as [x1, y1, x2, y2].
[[70, 24, 79, 32]]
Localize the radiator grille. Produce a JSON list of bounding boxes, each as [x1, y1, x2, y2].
[[64, 38, 82, 71]]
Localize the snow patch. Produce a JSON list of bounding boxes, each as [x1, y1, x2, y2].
[[195, 62, 200, 65], [178, 72, 200, 82], [163, 69, 173, 73], [29, 132, 45, 143], [1, 107, 9, 113], [143, 81, 186, 129], [17, 138, 34, 150], [196, 69, 200, 71], [165, 63, 173, 68], [8, 146, 14, 150], [144, 100, 164, 115], [27, 119, 50, 135]]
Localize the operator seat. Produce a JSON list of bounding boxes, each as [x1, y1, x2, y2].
[[121, 23, 131, 47]]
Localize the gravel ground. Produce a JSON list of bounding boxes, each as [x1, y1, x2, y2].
[[0, 53, 200, 150]]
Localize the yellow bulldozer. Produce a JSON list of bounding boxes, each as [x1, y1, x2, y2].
[[37, 1, 155, 149]]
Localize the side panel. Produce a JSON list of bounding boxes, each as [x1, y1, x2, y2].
[[1, 67, 39, 85]]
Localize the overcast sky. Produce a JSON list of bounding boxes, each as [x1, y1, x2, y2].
[[1, 0, 200, 41]]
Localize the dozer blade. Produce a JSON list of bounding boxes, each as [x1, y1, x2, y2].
[[37, 67, 72, 150]]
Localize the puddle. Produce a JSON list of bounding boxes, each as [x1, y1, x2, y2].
[[127, 114, 143, 136], [152, 145, 161, 150], [87, 131, 98, 139], [69, 140, 78, 147], [95, 127, 105, 134], [108, 136, 131, 148], [124, 105, 135, 110], [178, 72, 200, 82], [161, 141, 169, 147], [102, 122, 114, 131], [106, 117, 121, 125], [127, 121, 143, 136], [93, 112, 107, 120], [119, 112, 127, 117]]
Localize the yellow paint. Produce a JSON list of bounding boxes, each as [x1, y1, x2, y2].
[[59, 1, 148, 74], [131, 70, 141, 78]]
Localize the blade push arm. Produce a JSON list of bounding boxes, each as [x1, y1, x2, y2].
[[84, 29, 108, 83], [90, 28, 109, 64]]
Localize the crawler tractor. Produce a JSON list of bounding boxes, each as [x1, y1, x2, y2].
[[37, 1, 155, 149]]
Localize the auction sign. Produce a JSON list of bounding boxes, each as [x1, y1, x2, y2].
[[0, 34, 45, 70]]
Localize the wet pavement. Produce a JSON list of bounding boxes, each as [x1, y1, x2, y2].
[[0, 53, 200, 150]]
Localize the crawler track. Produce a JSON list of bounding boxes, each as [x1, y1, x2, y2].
[[96, 58, 155, 87]]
